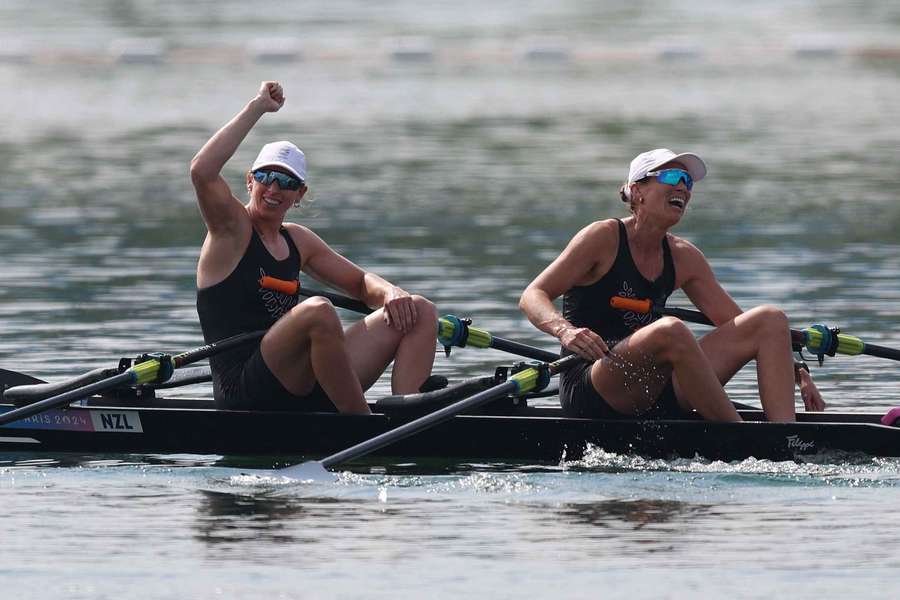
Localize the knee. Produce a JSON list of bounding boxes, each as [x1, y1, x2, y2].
[[647, 317, 696, 354], [747, 304, 789, 333], [289, 296, 343, 336], [410, 295, 438, 329]]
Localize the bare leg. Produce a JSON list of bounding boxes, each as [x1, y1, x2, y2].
[[260, 296, 369, 414], [345, 295, 438, 394], [591, 317, 741, 422], [696, 305, 796, 422]]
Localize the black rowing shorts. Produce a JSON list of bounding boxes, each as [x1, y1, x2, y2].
[[214, 346, 336, 413], [559, 360, 690, 419]]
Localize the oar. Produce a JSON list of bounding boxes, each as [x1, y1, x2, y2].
[[259, 277, 560, 363], [0, 330, 265, 426], [610, 296, 900, 363], [261, 277, 373, 315], [437, 314, 558, 362], [278, 353, 584, 481], [0, 368, 45, 389]]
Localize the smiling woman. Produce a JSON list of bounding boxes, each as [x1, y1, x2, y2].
[[519, 148, 826, 423], [190, 81, 439, 415]]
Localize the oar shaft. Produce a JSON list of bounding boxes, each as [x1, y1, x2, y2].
[[611, 295, 900, 363], [487, 337, 558, 362], [296, 285, 560, 362], [296, 287, 374, 314], [172, 330, 266, 367], [0, 371, 134, 426], [656, 306, 713, 326], [318, 353, 582, 469], [0, 330, 268, 427], [663, 309, 900, 362], [861, 343, 900, 361], [320, 379, 519, 468]]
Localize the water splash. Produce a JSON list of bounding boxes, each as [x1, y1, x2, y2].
[[566, 443, 900, 487]]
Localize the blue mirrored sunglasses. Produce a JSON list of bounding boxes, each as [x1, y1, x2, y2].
[[645, 168, 693, 190], [252, 168, 304, 191]]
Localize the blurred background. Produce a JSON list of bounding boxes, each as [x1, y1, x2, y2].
[[2, 0, 900, 406]]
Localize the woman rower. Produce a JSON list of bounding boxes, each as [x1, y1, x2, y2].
[[519, 148, 825, 422], [191, 81, 438, 414]]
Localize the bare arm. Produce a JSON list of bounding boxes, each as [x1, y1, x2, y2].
[[290, 225, 421, 333], [676, 238, 825, 409], [674, 239, 742, 326], [519, 220, 617, 359], [190, 81, 285, 236]]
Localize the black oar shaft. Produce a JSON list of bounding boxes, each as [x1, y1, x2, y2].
[[297, 285, 560, 362], [316, 353, 581, 469], [172, 330, 266, 367], [860, 343, 900, 362], [297, 287, 373, 314], [617, 297, 900, 364], [0, 330, 268, 427], [0, 371, 134, 426], [657, 306, 713, 326], [656, 306, 900, 361], [486, 337, 558, 362], [320, 380, 519, 468]]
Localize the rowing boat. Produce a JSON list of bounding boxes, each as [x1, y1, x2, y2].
[[3, 291, 900, 467], [1, 381, 898, 462]]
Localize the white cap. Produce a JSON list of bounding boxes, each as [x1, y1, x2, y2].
[[626, 148, 707, 188], [251, 141, 307, 183]]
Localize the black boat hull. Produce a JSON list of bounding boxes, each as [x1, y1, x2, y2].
[[1, 401, 897, 462]]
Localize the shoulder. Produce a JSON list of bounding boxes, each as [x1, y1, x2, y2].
[[667, 234, 713, 285], [557, 218, 622, 284], [582, 218, 620, 236], [570, 218, 620, 250], [282, 222, 335, 263], [666, 234, 706, 262], [282, 222, 320, 247]]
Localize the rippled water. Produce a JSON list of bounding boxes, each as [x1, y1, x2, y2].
[[4, 452, 900, 599], [3, 1, 900, 598]]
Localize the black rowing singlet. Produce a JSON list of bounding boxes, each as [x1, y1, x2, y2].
[[562, 219, 676, 350], [196, 228, 300, 401]]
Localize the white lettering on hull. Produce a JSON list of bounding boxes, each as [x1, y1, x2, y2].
[[786, 434, 816, 453]]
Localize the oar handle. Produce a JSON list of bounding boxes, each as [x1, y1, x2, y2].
[[261, 278, 375, 315], [610, 296, 714, 326]]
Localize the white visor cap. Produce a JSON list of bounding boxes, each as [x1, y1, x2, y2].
[[626, 148, 707, 186], [251, 141, 307, 183]]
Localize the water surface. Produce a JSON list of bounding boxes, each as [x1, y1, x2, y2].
[[3, 2, 900, 598]]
